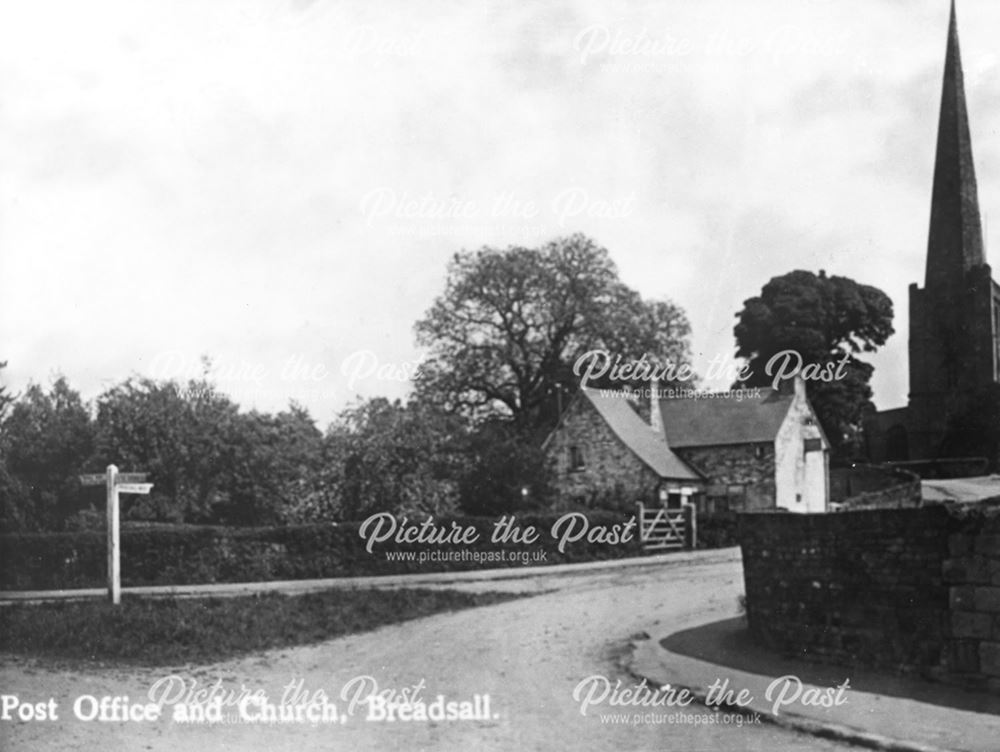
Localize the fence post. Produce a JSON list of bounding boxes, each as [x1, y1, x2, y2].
[[683, 503, 696, 549]]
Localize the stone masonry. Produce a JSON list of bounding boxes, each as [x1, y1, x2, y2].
[[739, 503, 1000, 693], [546, 393, 662, 509], [677, 444, 775, 511]]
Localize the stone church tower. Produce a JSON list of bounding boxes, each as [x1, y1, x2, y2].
[[867, 2, 1000, 462]]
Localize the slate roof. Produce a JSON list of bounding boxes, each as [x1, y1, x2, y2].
[[656, 388, 792, 448], [580, 388, 702, 481]]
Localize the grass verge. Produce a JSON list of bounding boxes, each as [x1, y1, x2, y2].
[[0, 588, 526, 667]]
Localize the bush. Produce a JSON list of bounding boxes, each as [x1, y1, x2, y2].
[[457, 423, 554, 515], [1, 507, 739, 591], [696, 513, 740, 549], [1, 512, 633, 589]]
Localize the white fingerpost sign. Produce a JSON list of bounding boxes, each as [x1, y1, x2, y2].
[[79, 465, 152, 605]]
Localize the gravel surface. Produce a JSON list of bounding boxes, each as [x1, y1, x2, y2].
[[0, 555, 858, 751]]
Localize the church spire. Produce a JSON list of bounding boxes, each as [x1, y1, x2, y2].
[[925, 0, 985, 290]]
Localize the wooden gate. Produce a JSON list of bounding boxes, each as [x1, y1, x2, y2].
[[636, 502, 696, 551]]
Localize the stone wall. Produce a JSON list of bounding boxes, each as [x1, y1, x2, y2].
[[891, 457, 990, 479], [545, 395, 662, 509], [831, 465, 905, 499], [830, 465, 922, 511], [677, 444, 774, 511], [739, 503, 1000, 693]]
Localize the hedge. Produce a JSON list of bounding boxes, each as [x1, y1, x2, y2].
[[696, 513, 740, 549], [1, 510, 741, 591]]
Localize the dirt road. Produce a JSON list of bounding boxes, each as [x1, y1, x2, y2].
[[1, 555, 856, 751]]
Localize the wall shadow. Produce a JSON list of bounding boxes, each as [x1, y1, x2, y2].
[[661, 617, 1000, 716]]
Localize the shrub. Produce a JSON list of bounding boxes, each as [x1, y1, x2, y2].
[[2, 508, 736, 591], [696, 513, 740, 549]]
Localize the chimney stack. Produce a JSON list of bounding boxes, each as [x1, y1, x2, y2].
[[650, 378, 663, 435], [793, 374, 806, 402]]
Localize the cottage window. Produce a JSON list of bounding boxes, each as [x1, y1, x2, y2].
[[754, 445, 766, 459], [569, 445, 585, 471]]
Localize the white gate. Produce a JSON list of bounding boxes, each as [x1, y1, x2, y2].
[[636, 502, 696, 551]]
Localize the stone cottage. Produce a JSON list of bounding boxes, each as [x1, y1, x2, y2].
[[542, 377, 829, 514]]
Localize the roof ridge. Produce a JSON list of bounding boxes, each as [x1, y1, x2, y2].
[[580, 389, 702, 481]]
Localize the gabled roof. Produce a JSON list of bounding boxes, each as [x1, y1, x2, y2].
[[580, 388, 701, 481], [657, 388, 793, 448]]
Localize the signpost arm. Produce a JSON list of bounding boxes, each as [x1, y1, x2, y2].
[[106, 464, 120, 605]]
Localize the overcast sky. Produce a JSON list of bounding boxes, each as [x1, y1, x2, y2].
[[2, 0, 999, 426]]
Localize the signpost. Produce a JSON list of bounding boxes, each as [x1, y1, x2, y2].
[[79, 465, 152, 605], [115, 483, 153, 495]]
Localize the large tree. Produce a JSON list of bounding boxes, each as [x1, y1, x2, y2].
[[1, 376, 95, 530], [322, 397, 467, 520], [733, 270, 894, 458], [456, 419, 554, 516], [0, 361, 14, 422], [93, 377, 241, 522], [0, 361, 23, 530], [95, 378, 328, 525], [414, 234, 693, 431], [214, 403, 324, 525]]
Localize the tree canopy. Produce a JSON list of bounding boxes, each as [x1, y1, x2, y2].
[[1, 235, 699, 529], [733, 269, 894, 457], [414, 234, 692, 432], [1, 376, 95, 530], [322, 397, 466, 521]]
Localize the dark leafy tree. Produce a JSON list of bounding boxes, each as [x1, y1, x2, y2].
[[1, 376, 95, 530], [0, 361, 23, 530], [95, 379, 328, 525], [456, 420, 553, 516], [414, 234, 693, 431], [733, 270, 894, 458], [0, 462, 28, 531], [323, 397, 468, 520], [93, 377, 241, 522], [0, 360, 14, 422], [213, 403, 324, 525]]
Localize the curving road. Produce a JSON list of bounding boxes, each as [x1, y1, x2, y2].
[[1, 552, 857, 751]]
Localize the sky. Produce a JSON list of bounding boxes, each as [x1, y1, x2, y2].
[[1, 0, 999, 427]]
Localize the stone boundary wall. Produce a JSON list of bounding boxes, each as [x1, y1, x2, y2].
[[831, 465, 922, 510], [739, 503, 1000, 693], [888, 457, 990, 480]]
